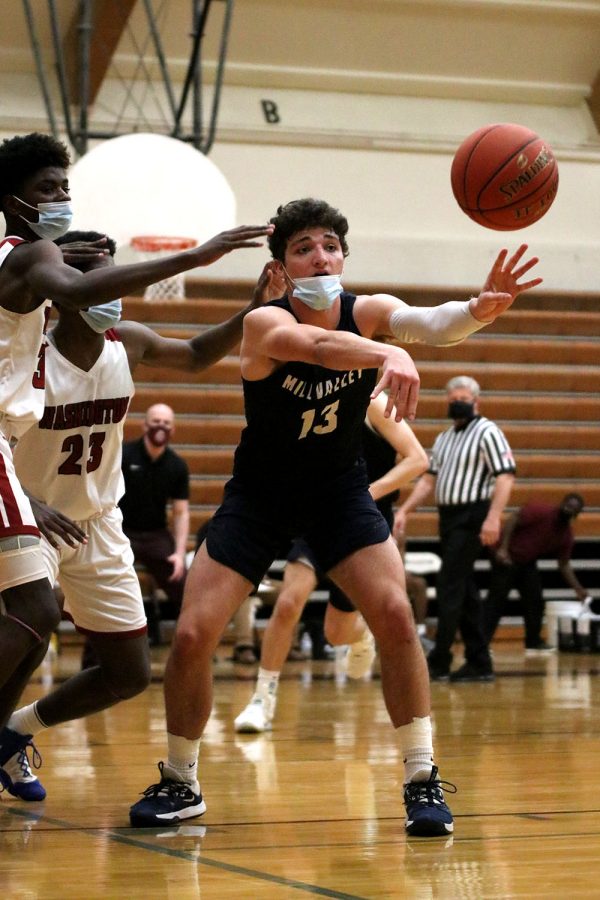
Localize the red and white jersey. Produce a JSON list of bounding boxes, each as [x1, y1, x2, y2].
[[14, 329, 134, 521], [0, 237, 51, 440]]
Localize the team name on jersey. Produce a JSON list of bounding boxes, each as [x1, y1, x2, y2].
[[38, 396, 131, 430], [281, 368, 363, 401]]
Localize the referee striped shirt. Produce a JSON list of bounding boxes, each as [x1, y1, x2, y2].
[[429, 416, 515, 506]]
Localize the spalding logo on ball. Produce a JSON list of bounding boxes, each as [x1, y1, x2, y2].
[[451, 123, 559, 230]]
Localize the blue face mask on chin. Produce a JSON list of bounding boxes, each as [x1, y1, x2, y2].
[[291, 274, 343, 310], [79, 298, 122, 333], [14, 196, 73, 240]]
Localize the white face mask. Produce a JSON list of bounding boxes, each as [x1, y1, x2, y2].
[[79, 298, 122, 333], [13, 196, 73, 240], [291, 274, 343, 310]]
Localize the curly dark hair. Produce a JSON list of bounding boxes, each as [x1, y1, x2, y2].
[[267, 198, 349, 262], [562, 492, 585, 509], [56, 230, 117, 258], [0, 133, 71, 210]]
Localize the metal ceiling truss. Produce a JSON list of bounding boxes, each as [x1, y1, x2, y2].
[[21, 0, 234, 156]]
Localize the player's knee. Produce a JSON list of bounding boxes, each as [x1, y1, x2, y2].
[[172, 616, 217, 661], [31, 603, 61, 638], [110, 658, 151, 699], [39, 633, 53, 655], [20, 635, 52, 670], [7, 586, 62, 640], [274, 590, 304, 624], [93, 635, 151, 700], [376, 594, 416, 644]]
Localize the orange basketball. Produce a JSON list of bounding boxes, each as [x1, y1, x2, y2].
[[451, 123, 559, 231]]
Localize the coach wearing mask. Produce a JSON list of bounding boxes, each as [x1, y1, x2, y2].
[[394, 376, 515, 682]]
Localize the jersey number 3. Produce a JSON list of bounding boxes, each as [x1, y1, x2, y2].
[[298, 400, 339, 440], [58, 433, 106, 475]]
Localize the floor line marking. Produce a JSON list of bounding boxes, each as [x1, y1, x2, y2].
[[2, 806, 367, 899]]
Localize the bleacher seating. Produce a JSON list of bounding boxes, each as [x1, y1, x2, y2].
[[121, 284, 600, 616]]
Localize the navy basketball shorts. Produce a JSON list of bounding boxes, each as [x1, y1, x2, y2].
[[287, 537, 355, 613], [205, 462, 390, 591]]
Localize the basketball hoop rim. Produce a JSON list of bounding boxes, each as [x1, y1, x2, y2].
[[130, 235, 198, 252]]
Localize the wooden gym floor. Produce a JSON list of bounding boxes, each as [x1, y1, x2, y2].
[[2, 641, 600, 899]]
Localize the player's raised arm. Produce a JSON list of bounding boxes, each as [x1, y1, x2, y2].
[[120, 260, 286, 373], [359, 246, 541, 348], [19, 225, 274, 311]]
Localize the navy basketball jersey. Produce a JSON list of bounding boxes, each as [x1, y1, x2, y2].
[[234, 292, 377, 487]]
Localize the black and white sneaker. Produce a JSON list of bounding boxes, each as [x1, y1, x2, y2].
[[524, 642, 556, 657], [129, 762, 207, 827], [404, 766, 456, 837], [0, 727, 46, 802]]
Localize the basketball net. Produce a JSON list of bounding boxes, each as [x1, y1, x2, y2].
[[130, 235, 198, 301]]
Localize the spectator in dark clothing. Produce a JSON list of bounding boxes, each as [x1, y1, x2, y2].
[[484, 493, 587, 655], [120, 404, 190, 616]]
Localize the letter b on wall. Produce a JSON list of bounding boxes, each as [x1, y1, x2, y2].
[[261, 100, 280, 124]]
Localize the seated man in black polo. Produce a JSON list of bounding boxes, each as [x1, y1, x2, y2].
[[120, 403, 190, 635]]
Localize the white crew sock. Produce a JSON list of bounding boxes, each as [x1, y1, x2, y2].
[[167, 733, 201, 790], [8, 702, 48, 737], [397, 715, 434, 784], [255, 667, 280, 700]]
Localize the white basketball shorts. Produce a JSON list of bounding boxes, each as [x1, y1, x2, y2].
[[41, 506, 147, 636], [0, 430, 47, 591]]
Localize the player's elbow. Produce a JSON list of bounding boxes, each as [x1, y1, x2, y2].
[[414, 449, 429, 476]]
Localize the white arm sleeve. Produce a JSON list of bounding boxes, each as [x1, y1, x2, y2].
[[389, 299, 486, 347]]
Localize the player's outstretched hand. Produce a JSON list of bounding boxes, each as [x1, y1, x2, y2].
[[251, 261, 287, 308], [470, 244, 542, 323], [29, 497, 88, 549], [371, 346, 420, 422], [195, 225, 275, 268]]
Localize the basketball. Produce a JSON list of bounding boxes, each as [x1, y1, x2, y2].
[[450, 123, 559, 231]]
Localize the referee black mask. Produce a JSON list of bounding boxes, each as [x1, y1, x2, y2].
[[447, 400, 475, 422]]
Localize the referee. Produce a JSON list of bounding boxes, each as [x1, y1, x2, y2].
[[394, 376, 515, 682]]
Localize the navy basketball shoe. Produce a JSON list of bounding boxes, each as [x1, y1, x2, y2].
[[0, 726, 46, 802], [403, 766, 456, 837], [129, 762, 207, 827]]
